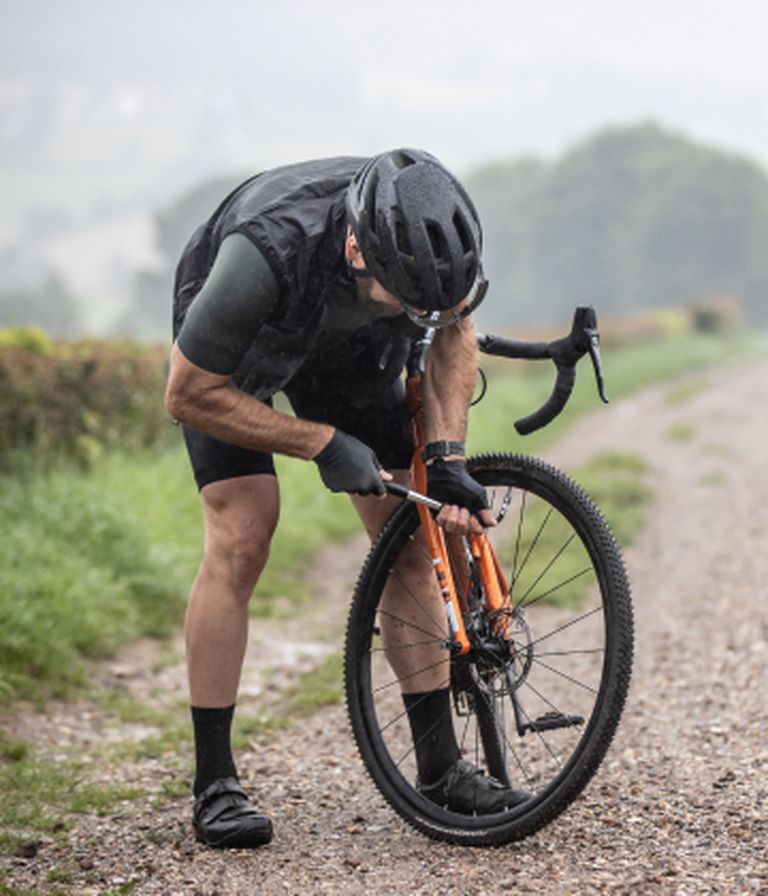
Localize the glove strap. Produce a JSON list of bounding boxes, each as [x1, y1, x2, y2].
[[422, 440, 466, 463]]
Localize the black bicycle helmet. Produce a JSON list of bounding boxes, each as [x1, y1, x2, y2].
[[346, 148, 487, 326]]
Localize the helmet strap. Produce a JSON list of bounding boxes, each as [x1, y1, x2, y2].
[[347, 263, 373, 279]]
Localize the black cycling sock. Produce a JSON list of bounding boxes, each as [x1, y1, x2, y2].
[[191, 704, 238, 796], [402, 688, 461, 786]]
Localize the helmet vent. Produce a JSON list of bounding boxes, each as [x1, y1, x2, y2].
[[394, 150, 417, 169], [453, 211, 473, 253], [426, 222, 448, 260], [366, 172, 379, 233], [395, 220, 412, 255]]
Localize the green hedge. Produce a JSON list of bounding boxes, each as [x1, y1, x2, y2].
[[0, 327, 172, 472]]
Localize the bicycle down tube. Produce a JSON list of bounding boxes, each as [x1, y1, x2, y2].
[[398, 335, 511, 657]]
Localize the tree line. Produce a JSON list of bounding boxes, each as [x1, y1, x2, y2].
[[5, 122, 766, 341], [465, 122, 768, 330]]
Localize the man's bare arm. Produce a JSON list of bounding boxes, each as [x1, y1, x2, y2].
[[165, 343, 333, 460], [422, 315, 477, 447], [420, 316, 494, 533]]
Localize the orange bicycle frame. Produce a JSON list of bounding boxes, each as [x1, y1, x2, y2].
[[405, 372, 510, 656]]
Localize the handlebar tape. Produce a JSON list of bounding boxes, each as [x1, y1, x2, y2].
[[476, 306, 600, 436], [514, 365, 576, 435]]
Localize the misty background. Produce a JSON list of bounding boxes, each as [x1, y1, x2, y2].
[[2, 0, 768, 339]]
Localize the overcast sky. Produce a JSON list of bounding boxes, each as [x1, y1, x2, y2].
[[2, 0, 768, 236]]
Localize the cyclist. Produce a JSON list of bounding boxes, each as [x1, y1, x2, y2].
[[165, 148, 529, 849]]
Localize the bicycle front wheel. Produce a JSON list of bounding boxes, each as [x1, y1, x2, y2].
[[344, 453, 633, 846]]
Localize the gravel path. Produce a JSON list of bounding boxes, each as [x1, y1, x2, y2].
[[3, 359, 767, 895]]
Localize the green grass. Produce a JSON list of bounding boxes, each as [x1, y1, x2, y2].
[[0, 445, 648, 858], [699, 470, 728, 487], [0, 440, 359, 704], [576, 451, 653, 547], [0, 728, 147, 858], [0, 453, 190, 702], [0, 730, 172, 865], [231, 712, 289, 749]]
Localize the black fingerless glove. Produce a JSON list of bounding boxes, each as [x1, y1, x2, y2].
[[313, 430, 386, 496], [426, 458, 489, 516]]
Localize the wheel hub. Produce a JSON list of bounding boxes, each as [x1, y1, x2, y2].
[[467, 606, 534, 695]]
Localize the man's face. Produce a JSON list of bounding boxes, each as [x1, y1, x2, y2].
[[344, 228, 406, 315], [353, 274, 406, 317]]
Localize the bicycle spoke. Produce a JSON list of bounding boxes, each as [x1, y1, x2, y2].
[[514, 687, 565, 770], [510, 489, 527, 589], [389, 678, 453, 770], [379, 674, 452, 732], [530, 656, 600, 695], [519, 564, 594, 610], [477, 685, 532, 788], [375, 607, 447, 644], [457, 709, 473, 759], [372, 657, 449, 694], [388, 566, 448, 638], [370, 639, 446, 653], [534, 647, 604, 658], [528, 604, 603, 649], [514, 532, 576, 609], [521, 675, 577, 729], [512, 499, 550, 593]]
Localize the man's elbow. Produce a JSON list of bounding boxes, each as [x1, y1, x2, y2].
[[165, 346, 230, 425], [164, 377, 199, 425]]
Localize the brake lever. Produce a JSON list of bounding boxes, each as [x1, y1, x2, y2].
[[585, 326, 609, 404], [567, 306, 609, 405]]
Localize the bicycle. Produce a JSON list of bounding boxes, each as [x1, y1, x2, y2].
[[344, 306, 634, 846]]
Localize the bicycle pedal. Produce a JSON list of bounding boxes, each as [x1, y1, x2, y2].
[[521, 711, 584, 734]]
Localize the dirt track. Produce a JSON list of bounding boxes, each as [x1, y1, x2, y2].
[[3, 358, 767, 895]]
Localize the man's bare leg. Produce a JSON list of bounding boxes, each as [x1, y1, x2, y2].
[[351, 472, 449, 693], [186, 475, 279, 707], [187, 474, 278, 848]]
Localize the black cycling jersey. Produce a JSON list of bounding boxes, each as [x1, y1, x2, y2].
[[173, 156, 414, 397], [172, 156, 419, 488], [178, 233, 396, 377]]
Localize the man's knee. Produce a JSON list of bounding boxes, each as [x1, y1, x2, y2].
[[203, 524, 273, 594], [199, 476, 280, 596]]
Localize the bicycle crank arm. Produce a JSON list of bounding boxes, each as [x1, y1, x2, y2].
[[385, 481, 442, 511]]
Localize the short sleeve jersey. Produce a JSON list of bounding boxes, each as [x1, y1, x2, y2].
[[172, 156, 416, 398]]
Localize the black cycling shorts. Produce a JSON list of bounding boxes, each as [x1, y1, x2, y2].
[[182, 364, 414, 491]]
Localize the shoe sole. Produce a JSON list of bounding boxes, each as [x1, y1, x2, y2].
[[194, 823, 273, 849]]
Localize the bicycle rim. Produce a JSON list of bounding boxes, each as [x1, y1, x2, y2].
[[344, 454, 634, 846]]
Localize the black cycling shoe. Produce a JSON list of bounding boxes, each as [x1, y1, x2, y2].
[[419, 760, 531, 814], [193, 777, 273, 848]]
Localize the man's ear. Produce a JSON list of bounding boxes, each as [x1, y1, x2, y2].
[[345, 227, 363, 264]]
